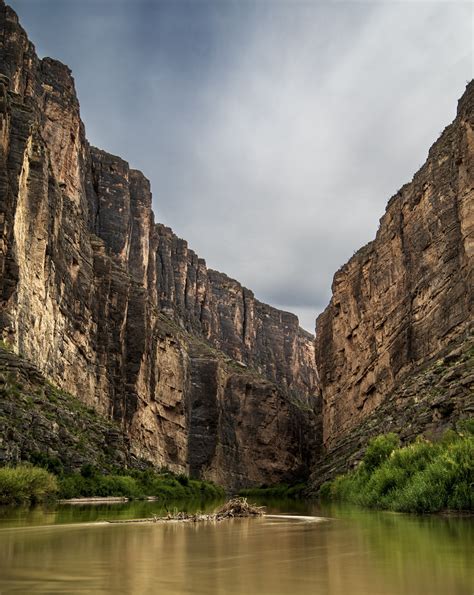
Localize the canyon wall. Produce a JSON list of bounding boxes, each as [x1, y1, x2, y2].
[[0, 1, 320, 488], [310, 81, 473, 486], [155, 223, 317, 400], [1, 0, 471, 492]]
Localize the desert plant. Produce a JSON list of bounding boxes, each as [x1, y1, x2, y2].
[[362, 432, 399, 471]]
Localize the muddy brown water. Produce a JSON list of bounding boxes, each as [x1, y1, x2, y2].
[[0, 499, 472, 594]]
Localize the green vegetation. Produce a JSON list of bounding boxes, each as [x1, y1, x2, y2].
[[0, 465, 58, 505], [319, 421, 474, 513], [0, 463, 224, 505], [57, 466, 225, 500], [239, 482, 307, 499]]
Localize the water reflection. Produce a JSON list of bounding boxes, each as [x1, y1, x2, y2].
[[0, 500, 471, 594], [0, 498, 224, 528]]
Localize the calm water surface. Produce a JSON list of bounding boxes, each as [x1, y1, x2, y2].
[[0, 498, 472, 594]]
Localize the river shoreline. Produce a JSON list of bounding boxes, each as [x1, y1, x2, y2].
[[58, 496, 160, 504]]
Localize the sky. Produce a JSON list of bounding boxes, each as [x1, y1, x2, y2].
[[8, 0, 473, 332]]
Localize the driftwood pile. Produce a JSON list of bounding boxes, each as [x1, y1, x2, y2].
[[215, 497, 264, 518], [108, 497, 264, 524]]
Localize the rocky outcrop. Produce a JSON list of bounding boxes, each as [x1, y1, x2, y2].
[[0, 1, 320, 488], [311, 81, 473, 486], [0, 346, 139, 471], [186, 339, 315, 489]]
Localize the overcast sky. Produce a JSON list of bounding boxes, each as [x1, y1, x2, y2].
[[8, 0, 473, 332]]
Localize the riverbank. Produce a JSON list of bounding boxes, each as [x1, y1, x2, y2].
[[319, 421, 473, 513], [0, 464, 225, 506]]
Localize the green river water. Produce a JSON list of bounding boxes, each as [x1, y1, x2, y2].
[[0, 499, 471, 594]]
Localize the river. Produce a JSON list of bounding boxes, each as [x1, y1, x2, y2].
[[0, 499, 471, 594]]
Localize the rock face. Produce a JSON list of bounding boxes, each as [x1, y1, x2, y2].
[[155, 223, 317, 399], [0, 1, 320, 488], [186, 339, 318, 488], [0, 346, 139, 471], [312, 81, 473, 484], [308, 337, 474, 493]]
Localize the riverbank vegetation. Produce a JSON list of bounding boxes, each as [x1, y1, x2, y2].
[[320, 421, 474, 513], [0, 463, 224, 505], [0, 465, 58, 505], [58, 467, 224, 500]]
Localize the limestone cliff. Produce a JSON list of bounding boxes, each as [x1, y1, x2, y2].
[[310, 81, 473, 487], [308, 338, 473, 493], [0, 1, 320, 488]]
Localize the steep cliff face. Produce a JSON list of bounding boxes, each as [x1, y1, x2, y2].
[[0, 1, 320, 488], [5, 0, 469, 494], [186, 338, 315, 489], [314, 81, 473, 466], [155, 223, 317, 399]]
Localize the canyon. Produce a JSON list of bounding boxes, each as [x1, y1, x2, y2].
[[0, 0, 472, 490]]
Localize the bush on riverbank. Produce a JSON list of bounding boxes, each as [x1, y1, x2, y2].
[[0, 463, 224, 504], [0, 465, 58, 505], [239, 482, 306, 499], [319, 422, 474, 513], [57, 467, 225, 500]]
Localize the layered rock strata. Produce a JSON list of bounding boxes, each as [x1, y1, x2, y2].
[[2, 0, 470, 493], [308, 336, 473, 492], [155, 223, 317, 399], [0, 1, 320, 488], [312, 81, 473, 485]]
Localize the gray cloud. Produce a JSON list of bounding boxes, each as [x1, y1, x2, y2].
[[9, 0, 473, 331]]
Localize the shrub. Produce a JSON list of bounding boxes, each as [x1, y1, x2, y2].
[[176, 473, 189, 486], [457, 418, 474, 436], [80, 464, 99, 479], [0, 465, 58, 505], [29, 452, 64, 476], [318, 481, 333, 500], [239, 482, 307, 499], [57, 469, 225, 500]]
